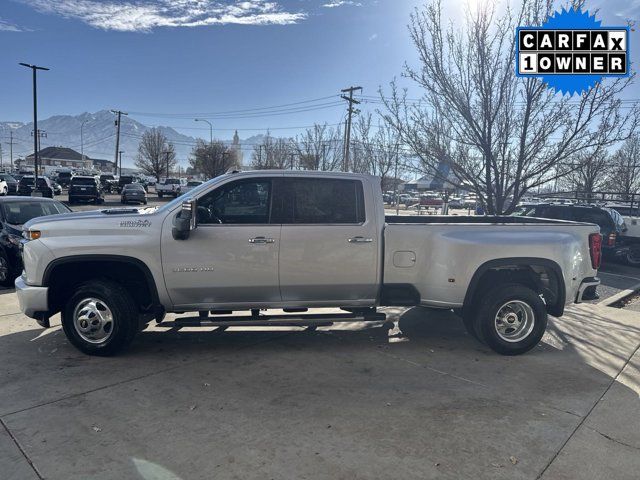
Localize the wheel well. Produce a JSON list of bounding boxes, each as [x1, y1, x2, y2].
[[45, 259, 159, 315], [464, 261, 564, 317]]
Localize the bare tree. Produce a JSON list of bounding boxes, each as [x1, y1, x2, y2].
[[382, 0, 638, 214], [607, 134, 640, 199], [189, 139, 237, 179], [294, 123, 344, 171], [135, 128, 177, 181], [558, 149, 610, 200], [251, 132, 295, 169], [352, 113, 401, 190]]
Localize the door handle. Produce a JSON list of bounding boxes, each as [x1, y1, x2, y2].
[[348, 236, 373, 244], [249, 236, 275, 244]]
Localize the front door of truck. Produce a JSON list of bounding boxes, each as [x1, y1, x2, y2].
[[161, 177, 281, 308], [274, 176, 379, 304]]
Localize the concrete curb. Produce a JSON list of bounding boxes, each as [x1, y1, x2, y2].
[[599, 282, 640, 307]]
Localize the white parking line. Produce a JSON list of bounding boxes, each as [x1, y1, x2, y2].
[[598, 271, 640, 282]]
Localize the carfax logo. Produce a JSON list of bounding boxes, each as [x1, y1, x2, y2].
[[516, 8, 630, 95]]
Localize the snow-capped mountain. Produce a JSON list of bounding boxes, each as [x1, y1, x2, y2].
[[0, 111, 205, 167]]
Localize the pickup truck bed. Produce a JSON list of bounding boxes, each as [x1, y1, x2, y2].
[[16, 171, 601, 357]]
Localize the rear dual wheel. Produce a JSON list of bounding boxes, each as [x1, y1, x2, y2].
[[463, 284, 547, 355]]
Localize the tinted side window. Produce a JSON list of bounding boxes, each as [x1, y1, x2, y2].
[[198, 179, 272, 225], [571, 209, 612, 229], [535, 207, 573, 221], [274, 178, 365, 224]]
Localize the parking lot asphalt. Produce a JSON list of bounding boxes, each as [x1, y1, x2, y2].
[[1, 289, 639, 479]]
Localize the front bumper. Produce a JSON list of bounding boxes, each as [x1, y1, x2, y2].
[[575, 276, 601, 303], [15, 276, 49, 319]]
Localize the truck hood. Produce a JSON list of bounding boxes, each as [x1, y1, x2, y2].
[[23, 206, 159, 230]]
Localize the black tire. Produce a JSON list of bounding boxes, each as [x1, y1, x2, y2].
[[461, 310, 480, 340], [61, 279, 139, 356], [626, 245, 640, 267], [0, 251, 15, 288], [472, 284, 547, 356]]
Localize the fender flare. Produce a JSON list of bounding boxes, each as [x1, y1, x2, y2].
[[42, 254, 160, 305], [463, 257, 566, 317]]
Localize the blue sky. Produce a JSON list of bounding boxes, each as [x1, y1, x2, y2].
[[0, 0, 638, 146]]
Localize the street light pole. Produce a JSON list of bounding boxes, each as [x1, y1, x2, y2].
[[19, 62, 49, 194], [195, 119, 213, 144], [81, 119, 89, 161]]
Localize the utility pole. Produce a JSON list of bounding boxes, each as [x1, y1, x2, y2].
[[19, 63, 49, 192], [340, 86, 362, 172], [163, 150, 171, 178], [118, 150, 124, 176], [111, 110, 128, 175], [394, 143, 400, 216], [81, 119, 89, 161], [31, 130, 47, 174], [5, 131, 15, 170]]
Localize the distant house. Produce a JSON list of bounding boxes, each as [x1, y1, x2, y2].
[[404, 162, 461, 192], [23, 146, 92, 171], [20, 147, 115, 173]]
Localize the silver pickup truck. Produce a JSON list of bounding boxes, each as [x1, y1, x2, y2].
[[16, 171, 601, 356]]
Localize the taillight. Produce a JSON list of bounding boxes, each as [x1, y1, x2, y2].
[[589, 233, 602, 270], [607, 233, 616, 247]]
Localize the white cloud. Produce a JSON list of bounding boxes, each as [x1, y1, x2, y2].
[[20, 0, 307, 32], [368, 33, 377, 41], [322, 1, 362, 8], [0, 18, 27, 32]]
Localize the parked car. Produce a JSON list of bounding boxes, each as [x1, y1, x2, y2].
[[0, 197, 71, 287], [17, 171, 600, 357], [514, 203, 628, 265], [183, 180, 203, 193], [51, 180, 62, 196], [0, 174, 18, 194], [117, 175, 146, 193], [0, 178, 7, 196], [156, 178, 182, 198], [606, 204, 640, 266], [56, 171, 73, 188], [99, 174, 118, 193], [17, 176, 54, 198], [68, 176, 103, 204], [120, 183, 148, 205]]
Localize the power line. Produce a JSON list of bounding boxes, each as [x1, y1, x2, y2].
[[126, 95, 340, 118]]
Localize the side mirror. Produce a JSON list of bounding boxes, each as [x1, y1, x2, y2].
[[172, 198, 197, 240]]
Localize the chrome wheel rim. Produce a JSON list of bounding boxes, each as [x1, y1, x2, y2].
[[494, 300, 535, 343], [0, 256, 8, 282], [73, 298, 114, 344]]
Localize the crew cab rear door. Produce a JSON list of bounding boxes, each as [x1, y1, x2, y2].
[[274, 175, 379, 305]]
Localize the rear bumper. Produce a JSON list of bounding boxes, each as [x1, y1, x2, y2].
[[15, 276, 49, 319], [575, 276, 601, 303]]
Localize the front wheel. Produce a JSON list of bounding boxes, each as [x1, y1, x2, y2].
[[626, 245, 640, 267], [472, 284, 547, 356], [61, 279, 139, 356]]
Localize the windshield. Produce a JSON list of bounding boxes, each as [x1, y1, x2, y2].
[[0, 174, 16, 182], [124, 184, 144, 190], [187, 181, 202, 186], [58, 172, 72, 178], [1, 200, 70, 225], [157, 175, 229, 213], [163, 179, 180, 185], [72, 177, 97, 185]]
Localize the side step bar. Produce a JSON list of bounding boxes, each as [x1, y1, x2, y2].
[[159, 311, 386, 329]]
